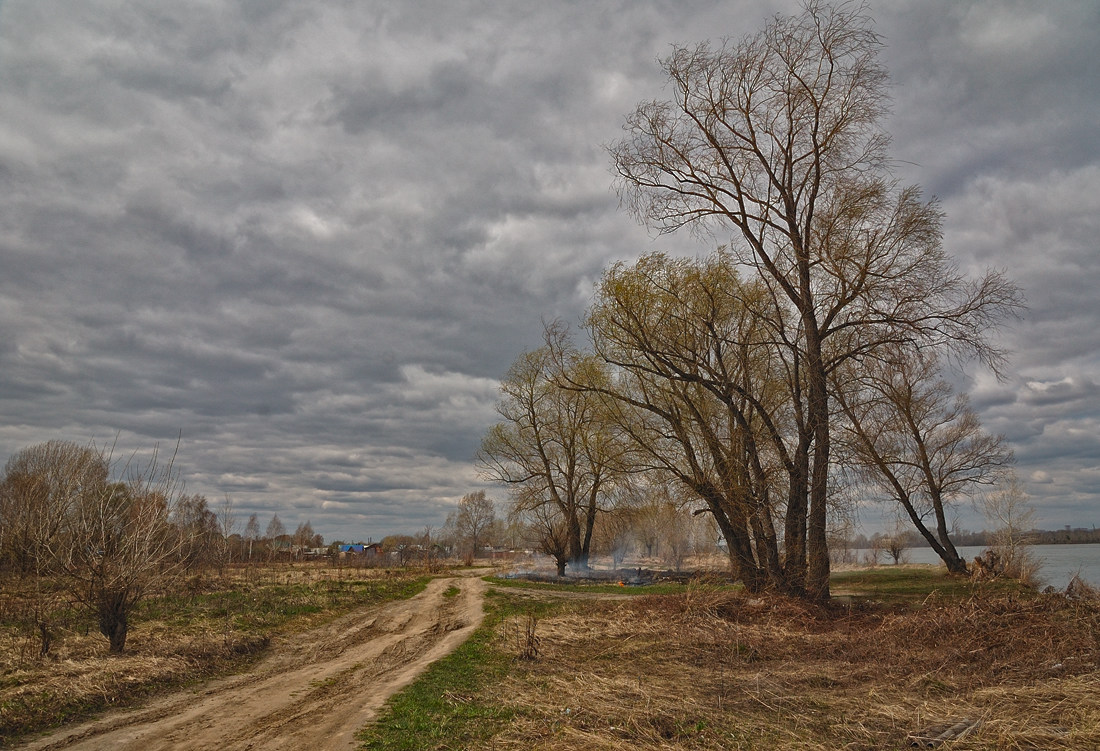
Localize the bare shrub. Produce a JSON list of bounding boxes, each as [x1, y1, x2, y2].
[[2, 439, 193, 653], [978, 473, 1040, 587]]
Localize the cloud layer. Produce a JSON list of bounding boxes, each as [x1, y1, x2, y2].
[[1, 1, 1097, 540]]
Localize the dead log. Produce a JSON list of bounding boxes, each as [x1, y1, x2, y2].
[[908, 718, 981, 747]]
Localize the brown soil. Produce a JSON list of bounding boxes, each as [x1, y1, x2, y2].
[[15, 574, 487, 751]]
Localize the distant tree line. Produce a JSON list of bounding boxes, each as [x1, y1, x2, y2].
[[845, 527, 1100, 550]]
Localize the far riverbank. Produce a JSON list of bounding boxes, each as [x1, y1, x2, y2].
[[889, 543, 1100, 589]]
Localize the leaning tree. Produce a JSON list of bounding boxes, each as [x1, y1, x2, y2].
[[834, 349, 1013, 574]]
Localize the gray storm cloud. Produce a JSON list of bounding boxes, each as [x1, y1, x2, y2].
[[1, 0, 1097, 540]]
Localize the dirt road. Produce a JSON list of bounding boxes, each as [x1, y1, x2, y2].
[[18, 574, 488, 751]]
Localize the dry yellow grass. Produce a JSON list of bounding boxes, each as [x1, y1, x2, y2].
[[480, 585, 1100, 750], [0, 563, 426, 744]]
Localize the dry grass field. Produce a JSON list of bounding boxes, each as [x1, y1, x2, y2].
[[362, 568, 1100, 751], [5, 561, 1100, 750], [0, 563, 428, 745], [496, 592, 1098, 749]]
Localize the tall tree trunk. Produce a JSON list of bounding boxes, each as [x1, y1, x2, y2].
[[931, 490, 968, 574], [703, 488, 762, 592], [783, 445, 809, 595], [579, 486, 600, 570], [898, 493, 970, 575], [566, 506, 585, 571], [750, 504, 783, 588], [554, 555, 567, 577], [806, 349, 832, 600]]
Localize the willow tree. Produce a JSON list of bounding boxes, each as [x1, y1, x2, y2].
[[610, 2, 1020, 598], [478, 331, 623, 573], [582, 252, 786, 591]]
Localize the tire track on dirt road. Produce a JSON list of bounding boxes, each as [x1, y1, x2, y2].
[[17, 574, 488, 751]]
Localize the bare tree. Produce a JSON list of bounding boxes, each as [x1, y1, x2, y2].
[[265, 514, 286, 560], [836, 351, 1013, 574], [217, 494, 236, 571], [47, 442, 190, 653], [511, 491, 572, 577], [883, 536, 906, 566], [592, 486, 641, 569], [1, 441, 112, 655], [656, 501, 692, 572], [454, 491, 496, 561], [479, 329, 623, 572], [609, 2, 1021, 598], [381, 534, 420, 567], [174, 494, 219, 571], [293, 520, 320, 553], [417, 525, 444, 571], [878, 521, 911, 566], [865, 535, 883, 566], [977, 472, 1037, 582], [0, 440, 108, 576], [244, 513, 260, 562]]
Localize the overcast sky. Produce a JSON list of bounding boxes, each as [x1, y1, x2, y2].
[[1, 1, 1097, 542]]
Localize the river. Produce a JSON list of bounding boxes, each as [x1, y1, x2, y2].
[[895, 543, 1100, 590]]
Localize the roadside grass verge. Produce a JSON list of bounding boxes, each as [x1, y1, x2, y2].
[[0, 567, 429, 746], [365, 570, 1100, 750], [357, 588, 563, 750]]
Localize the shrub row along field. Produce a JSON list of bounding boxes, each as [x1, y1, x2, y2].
[[360, 568, 1100, 751], [0, 565, 427, 744]]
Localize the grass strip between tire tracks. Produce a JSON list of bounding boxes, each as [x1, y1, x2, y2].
[[356, 587, 559, 750]]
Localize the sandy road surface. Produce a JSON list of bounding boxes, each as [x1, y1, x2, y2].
[[18, 574, 488, 751]]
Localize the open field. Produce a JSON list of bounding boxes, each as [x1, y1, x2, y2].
[[11, 573, 486, 750], [0, 563, 430, 745], [5, 562, 1100, 749], [360, 567, 1100, 751]]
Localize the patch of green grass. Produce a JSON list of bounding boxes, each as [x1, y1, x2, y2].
[[138, 575, 429, 634], [483, 575, 712, 596], [442, 585, 461, 598], [357, 590, 559, 750], [830, 564, 1022, 605]]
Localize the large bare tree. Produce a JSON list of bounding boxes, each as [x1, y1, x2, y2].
[[609, 2, 1020, 598]]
